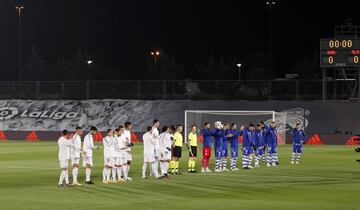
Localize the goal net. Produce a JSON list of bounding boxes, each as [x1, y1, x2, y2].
[[184, 110, 287, 145]]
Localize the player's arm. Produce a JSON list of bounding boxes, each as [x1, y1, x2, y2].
[[87, 136, 98, 150], [302, 130, 306, 143]]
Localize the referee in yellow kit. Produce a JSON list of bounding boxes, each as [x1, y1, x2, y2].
[[170, 125, 183, 175], [187, 125, 198, 173]]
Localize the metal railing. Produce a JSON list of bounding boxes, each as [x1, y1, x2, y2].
[[0, 80, 325, 100]]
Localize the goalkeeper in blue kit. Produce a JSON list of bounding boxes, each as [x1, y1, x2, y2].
[[291, 123, 306, 164]]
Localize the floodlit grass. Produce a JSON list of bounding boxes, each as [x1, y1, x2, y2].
[[0, 141, 359, 210]]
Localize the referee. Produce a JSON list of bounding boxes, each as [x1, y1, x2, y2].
[[187, 125, 198, 173], [170, 125, 183, 175]]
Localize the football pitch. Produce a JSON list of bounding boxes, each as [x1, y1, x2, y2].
[[0, 141, 359, 210]]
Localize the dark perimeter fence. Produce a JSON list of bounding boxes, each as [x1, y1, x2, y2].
[[0, 80, 326, 100]]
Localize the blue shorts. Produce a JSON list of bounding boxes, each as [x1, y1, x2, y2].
[[230, 146, 238, 158], [256, 147, 264, 156], [267, 144, 277, 154], [242, 147, 253, 156], [292, 143, 303, 153], [222, 141, 229, 157], [215, 146, 222, 158]]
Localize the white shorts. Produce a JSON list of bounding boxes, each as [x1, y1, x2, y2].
[[83, 156, 93, 167], [144, 153, 155, 163], [59, 159, 69, 169], [126, 153, 132, 162], [104, 157, 115, 167], [160, 149, 171, 161], [115, 155, 127, 166], [71, 156, 80, 165]]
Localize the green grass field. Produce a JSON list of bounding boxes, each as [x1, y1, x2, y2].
[[0, 141, 359, 210]]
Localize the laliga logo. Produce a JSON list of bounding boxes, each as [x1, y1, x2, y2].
[[0, 107, 19, 120], [0, 107, 78, 120]]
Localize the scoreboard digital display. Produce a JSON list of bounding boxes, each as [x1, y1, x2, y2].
[[320, 38, 360, 67]]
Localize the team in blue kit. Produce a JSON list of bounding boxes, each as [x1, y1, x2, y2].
[[197, 120, 307, 173], [291, 123, 306, 164]]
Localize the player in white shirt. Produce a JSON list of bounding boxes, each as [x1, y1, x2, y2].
[[82, 126, 99, 184], [70, 127, 83, 186], [150, 119, 160, 176], [58, 130, 76, 187], [113, 127, 127, 182], [118, 125, 130, 181], [142, 126, 159, 179], [124, 122, 133, 180], [159, 125, 175, 178], [102, 129, 116, 184]]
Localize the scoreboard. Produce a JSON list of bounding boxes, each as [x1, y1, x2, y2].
[[320, 38, 360, 67]]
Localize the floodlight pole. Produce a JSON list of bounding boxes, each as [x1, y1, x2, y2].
[[16, 6, 24, 81]]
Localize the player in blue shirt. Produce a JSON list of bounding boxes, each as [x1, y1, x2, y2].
[[264, 121, 279, 167], [259, 121, 269, 162], [221, 124, 230, 171], [228, 123, 243, 171], [291, 123, 306, 164], [201, 122, 214, 173], [254, 123, 265, 168], [213, 121, 224, 172], [242, 123, 256, 169]]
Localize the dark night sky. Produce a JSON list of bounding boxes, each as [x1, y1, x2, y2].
[[0, 0, 359, 80]]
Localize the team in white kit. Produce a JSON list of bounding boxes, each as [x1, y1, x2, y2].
[[57, 119, 176, 186], [57, 123, 134, 186]]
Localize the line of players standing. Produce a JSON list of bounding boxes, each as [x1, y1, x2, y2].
[[201, 121, 278, 173], [201, 121, 306, 172], [57, 123, 134, 187]]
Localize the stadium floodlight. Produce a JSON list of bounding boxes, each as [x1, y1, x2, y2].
[[236, 64, 242, 80], [184, 110, 286, 144]]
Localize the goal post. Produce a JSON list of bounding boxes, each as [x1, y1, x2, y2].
[[184, 110, 286, 144]]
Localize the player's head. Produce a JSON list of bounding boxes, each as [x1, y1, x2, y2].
[[125, 122, 132, 130], [119, 125, 125, 134], [191, 125, 196, 133], [231, 123, 237, 129], [75, 126, 83, 136], [114, 128, 120, 136], [256, 123, 262, 131], [259, 121, 265, 128], [204, 122, 211, 129], [90, 126, 98, 135], [153, 119, 160, 128], [106, 128, 113, 136], [224, 123, 230, 129], [214, 121, 222, 129], [248, 123, 255, 131], [270, 121, 276, 128], [146, 126, 152, 132], [296, 123, 301, 130], [176, 125, 183, 133], [168, 125, 176, 134], [161, 126, 168, 133], [62, 129, 68, 136]]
